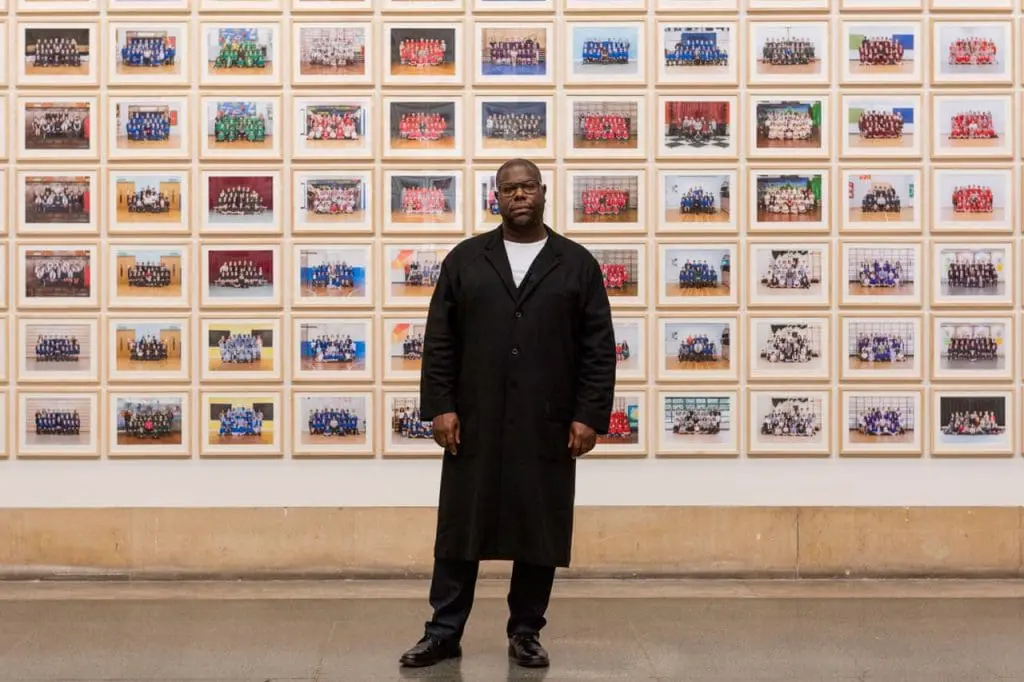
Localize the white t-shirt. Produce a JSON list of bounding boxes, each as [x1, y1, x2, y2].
[[504, 237, 547, 287]]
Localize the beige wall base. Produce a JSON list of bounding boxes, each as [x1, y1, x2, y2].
[[0, 507, 1019, 580]]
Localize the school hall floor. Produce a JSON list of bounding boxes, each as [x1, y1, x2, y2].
[[1, 578, 1023, 681]]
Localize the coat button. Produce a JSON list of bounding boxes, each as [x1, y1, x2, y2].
[[511, 346, 520, 356], [515, 311, 522, 318]]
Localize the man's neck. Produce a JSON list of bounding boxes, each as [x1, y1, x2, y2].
[[502, 222, 546, 243]]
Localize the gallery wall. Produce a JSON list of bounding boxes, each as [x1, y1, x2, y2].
[[0, 0, 1023, 508]]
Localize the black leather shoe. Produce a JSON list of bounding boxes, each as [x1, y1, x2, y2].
[[508, 633, 550, 668], [399, 634, 462, 668]]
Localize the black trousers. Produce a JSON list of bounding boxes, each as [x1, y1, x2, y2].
[[424, 557, 555, 642]]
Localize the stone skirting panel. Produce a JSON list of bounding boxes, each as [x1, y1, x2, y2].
[[0, 507, 1019, 579]]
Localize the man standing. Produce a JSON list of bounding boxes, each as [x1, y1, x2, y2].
[[399, 158, 617, 669]]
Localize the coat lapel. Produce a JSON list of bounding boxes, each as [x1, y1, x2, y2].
[[482, 227, 518, 301]]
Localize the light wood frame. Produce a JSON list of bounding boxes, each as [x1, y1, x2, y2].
[[929, 239, 1014, 308], [292, 388, 376, 458], [106, 93, 192, 162], [381, 168, 466, 235], [612, 312, 647, 383], [16, 167, 99, 236], [107, 389, 192, 459], [929, 91, 1014, 160], [562, 93, 647, 161], [840, 386, 924, 457], [106, 315, 191, 384], [562, 19, 648, 87], [198, 20, 283, 87], [655, 388, 740, 458], [290, 95, 374, 161], [382, 20, 465, 88], [199, 389, 284, 458], [839, 166, 923, 234], [16, 20, 99, 87], [291, 167, 374, 235], [199, 241, 283, 309], [747, 387, 832, 457], [16, 94, 99, 162], [17, 314, 99, 384], [17, 242, 97, 310], [747, 18, 832, 88], [839, 19, 924, 86], [106, 20, 191, 87], [839, 92, 925, 160], [930, 165, 1014, 234], [16, 389, 100, 459], [200, 315, 284, 384], [655, 240, 738, 308], [930, 312, 1014, 382], [589, 388, 648, 458], [655, 313, 739, 383], [106, 240, 190, 310], [381, 386, 442, 457], [931, 18, 1014, 86], [746, 312, 832, 382], [930, 387, 1015, 457], [472, 20, 556, 87], [839, 239, 924, 307], [562, 166, 647, 235], [198, 167, 284, 236], [291, 314, 375, 383], [747, 239, 832, 308], [380, 313, 428, 383], [106, 167, 191, 236], [654, 21, 739, 87], [291, 21, 373, 87], [747, 166, 831, 234], [290, 241, 375, 309], [381, 93, 465, 161], [472, 93, 556, 161], [655, 94, 739, 160], [747, 92, 831, 160], [838, 312, 924, 382], [198, 95, 283, 162]]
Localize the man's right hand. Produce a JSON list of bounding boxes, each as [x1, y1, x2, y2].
[[432, 412, 460, 455]]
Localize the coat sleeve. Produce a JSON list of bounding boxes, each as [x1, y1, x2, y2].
[[419, 257, 459, 421], [572, 258, 617, 435]]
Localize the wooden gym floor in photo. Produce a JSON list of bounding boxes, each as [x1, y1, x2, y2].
[[1, 579, 1023, 680]]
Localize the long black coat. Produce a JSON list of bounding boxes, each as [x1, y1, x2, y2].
[[419, 226, 616, 567]]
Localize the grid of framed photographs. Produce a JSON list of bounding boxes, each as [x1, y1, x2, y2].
[[0, 0, 1022, 462]]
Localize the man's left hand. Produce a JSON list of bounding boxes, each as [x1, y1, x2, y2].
[[568, 421, 596, 458]]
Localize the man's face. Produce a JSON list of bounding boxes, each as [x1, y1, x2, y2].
[[497, 165, 545, 228]]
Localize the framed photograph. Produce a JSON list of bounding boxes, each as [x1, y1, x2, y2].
[[931, 166, 1012, 233], [471, 167, 554, 233], [199, 96, 282, 161], [656, 95, 737, 160], [17, 169, 98, 236], [563, 94, 646, 161], [656, 315, 738, 382], [839, 20, 922, 85], [843, 0, 920, 10], [931, 93, 1013, 159], [656, 390, 738, 457], [748, 168, 829, 233], [292, 316, 373, 382], [749, 0, 829, 9], [840, 93, 923, 159], [566, 0, 645, 9], [563, 168, 645, 234], [201, 0, 281, 10], [291, 96, 372, 161], [748, 20, 830, 87], [383, 169, 464, 234], [382, 314, 427, 382], [17, 22, 98, 87], [382, 241, 456, 308], [383, 22, 463, 87], [578, 241, 646, 308], [200, 243, 281, 309], [200, 316, 282, 383], [108, 243, 189, 309], [199, 169, 282, 235], [656, 242, 737, 307], [383, 95, 463, 160], [384, 0, 463, 9], [17, 95, 98, 162], [931, 388, 1014, 457], [107, 169, 189, 235], [292, 390, 374, 457], [18, 0, 96, 10], [748, 94, 830, 160], [474, 0, 553, 9], [292, 22, 372, 87], [840, 314, 923, 382], [293, 169, 372, 234], [18, 244, 96, 309], [748, 240, 831, 308], [474, 95, 554, 160], [108, 95, 190, 162], [658, 0, 737, 10], [473, 22, 554, 87], [109, 391, 189, 459], [107, 316, 189, 383], [612, 314, 646, 382], [591, 390, 647, 458], [200, 391, 282, 457], [108, 21, 189, 87], [932, 315, 1013, 382], [748, 314, 830, 382], [17, 391, 98, 458], [841, 388, 923, 457], [199, 22, 281, 87], [656, 169, 736, 234], [292, 0, 372, 11], [840, 241, 923, 307], [930, 0, 1008, 10], [932, 20, 1012, 86], [107, 0, 189, 10], [564, 21, 646, 87], [382, 389, 441, 457], [931, 241, 1013, 307], [292, 243, 374, 308], [840, 168, 921, 233], [17, 316, 96, 384], [748, 389, 831, 457], [656, 22, 737, 87]]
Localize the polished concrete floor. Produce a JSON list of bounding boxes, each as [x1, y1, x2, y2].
[[1, 578, 1023, 681]]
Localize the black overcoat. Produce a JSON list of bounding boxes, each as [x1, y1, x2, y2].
[[419, 225, 616, 567]]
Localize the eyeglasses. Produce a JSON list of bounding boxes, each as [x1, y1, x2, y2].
[[498, 181, 541, 197]]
